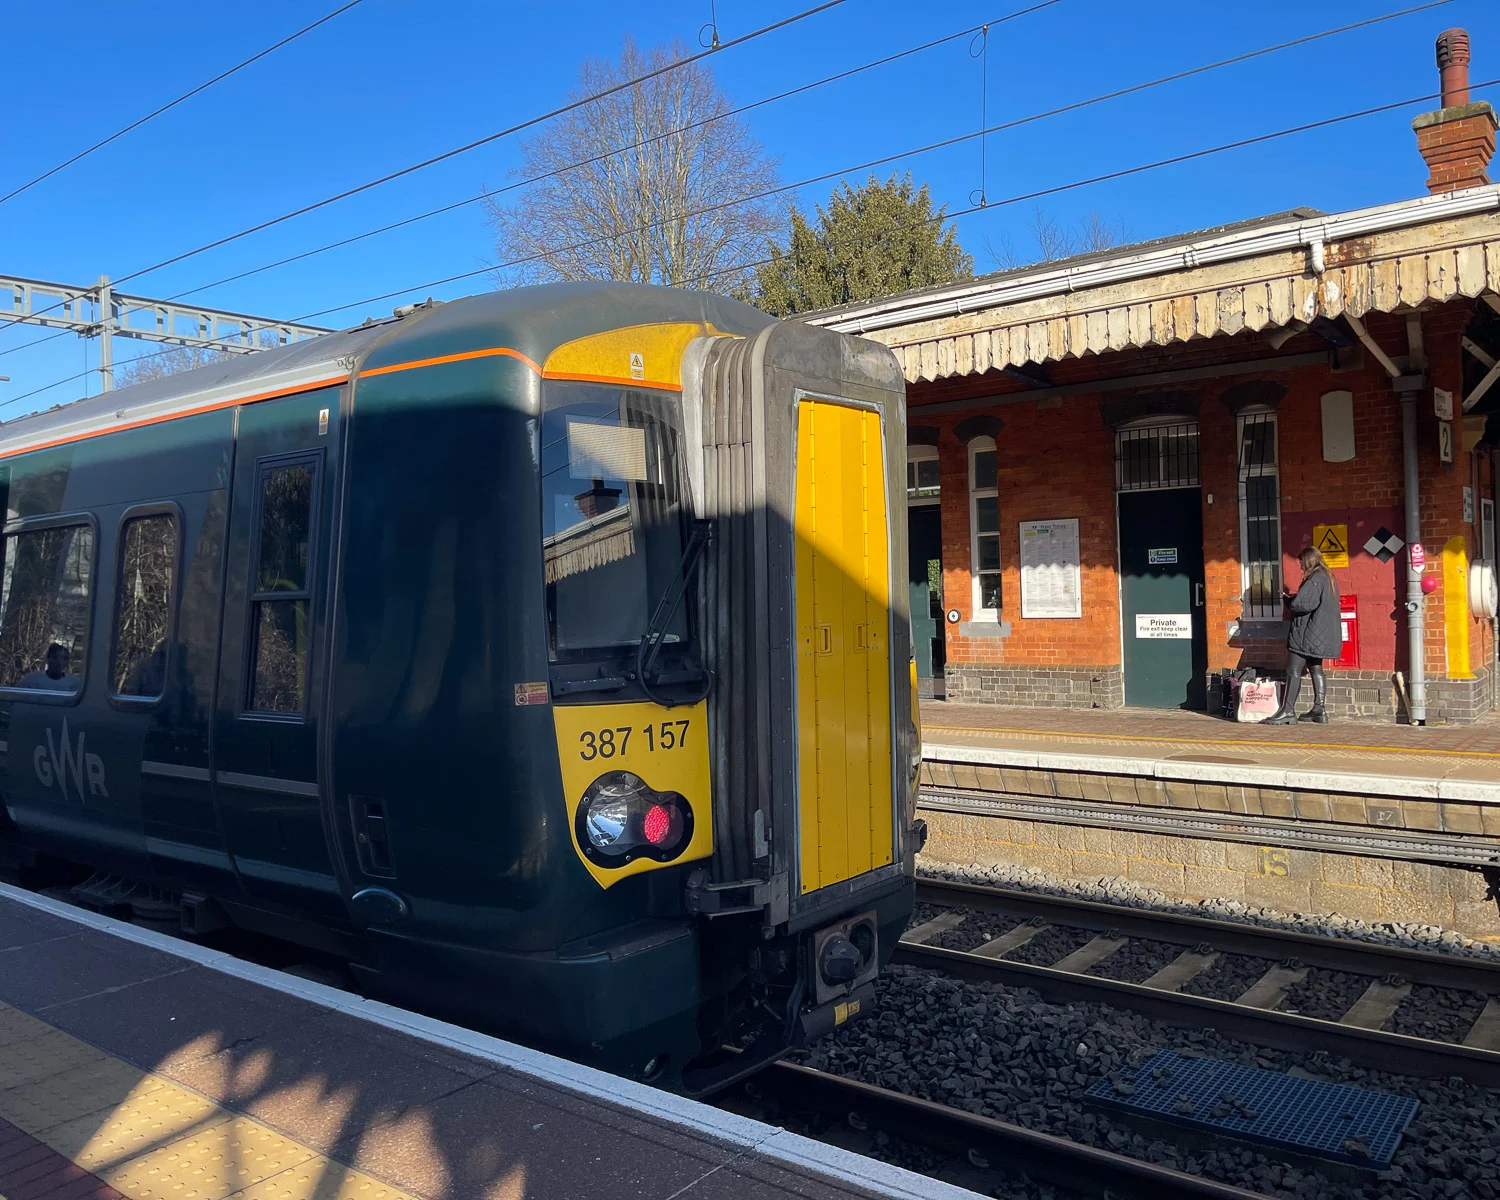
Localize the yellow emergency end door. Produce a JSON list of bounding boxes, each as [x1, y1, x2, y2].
[[794, 397, 894, 894]]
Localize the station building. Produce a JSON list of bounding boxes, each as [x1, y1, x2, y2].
[[809, 35, 1500, 724]]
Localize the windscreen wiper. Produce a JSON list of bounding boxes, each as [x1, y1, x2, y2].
[[636, 519, 714, 708]]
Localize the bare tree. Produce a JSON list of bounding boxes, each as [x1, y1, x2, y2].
[[115, 330, 282, 389], [987, 208, 1130, 271], [483, 39, 782, 294], [115, 345, 233, 388]]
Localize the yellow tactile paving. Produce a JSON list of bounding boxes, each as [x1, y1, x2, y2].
[[0, 1003, 422, 1200], [922, 722, 1500, 761], [97, 1115, 317, 1200], [235, 1162, 415, 1200], [45, 1083, 227, 1168], [0, 1059, 167, 1132], [0, 1003, 53, 1049], [0, 1027, 109, 1089]]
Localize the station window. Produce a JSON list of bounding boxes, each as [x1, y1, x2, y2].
[[1237, 411, 1282, 620], [906, 446, 940, 503], [111, 513, 178, 698], [968, 437, 1001, 617], [0, 522, 94, 693], [249, 457, 318, 713], [1115, 423, 1200, 491]]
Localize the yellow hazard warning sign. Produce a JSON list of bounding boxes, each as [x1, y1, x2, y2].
[[1313, 523, 1349, 568]]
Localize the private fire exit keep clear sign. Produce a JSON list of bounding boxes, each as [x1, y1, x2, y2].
[[1135, 613, 1192, 639]]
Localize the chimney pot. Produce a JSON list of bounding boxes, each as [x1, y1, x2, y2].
[[1412, 27, 1494, 193], [1436, 28, 1471, 107]]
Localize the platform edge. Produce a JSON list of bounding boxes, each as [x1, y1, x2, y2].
[[0, 881, 981, 1200]]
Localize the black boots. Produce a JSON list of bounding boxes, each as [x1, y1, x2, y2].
[[1264, 669, 1303, 724], [1300, 666, 1329, 724]]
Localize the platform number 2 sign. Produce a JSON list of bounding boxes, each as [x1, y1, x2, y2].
[[1439, 420, 1454, 465], [1257, 847, 1290, 877]]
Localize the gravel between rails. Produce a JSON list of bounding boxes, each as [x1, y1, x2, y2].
[[1389, 985, 1492, 1044], [793, 965, 1500, 1200], [917, 860, 1500, 963], [1281, 969, 1372, 1022], [1003, 924, 1094, 967], [1180, 953, 1279, 1003], [1083, 937, 1181, 985]]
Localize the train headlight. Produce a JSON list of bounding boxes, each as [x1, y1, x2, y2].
[[577, 771, 693, 866]]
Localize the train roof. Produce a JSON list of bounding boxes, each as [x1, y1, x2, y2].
[[0, 282, 777, 460]]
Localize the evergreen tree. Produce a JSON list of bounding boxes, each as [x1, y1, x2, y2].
[[755, 174, 972, 317]]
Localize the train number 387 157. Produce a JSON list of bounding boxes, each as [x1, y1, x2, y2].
[[578, 720, 691, 761]]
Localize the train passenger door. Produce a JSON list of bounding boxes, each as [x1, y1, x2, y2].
[[215, 390, 343, 917], [793, 395, 895, 895]]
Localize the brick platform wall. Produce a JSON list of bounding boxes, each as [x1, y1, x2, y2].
[[1206, 665, 1492, 723], [945, 664, 1123, 709], [919, 807, 1500, 941]]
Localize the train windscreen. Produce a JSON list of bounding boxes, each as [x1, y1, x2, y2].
[[541, 381, 694, 665]]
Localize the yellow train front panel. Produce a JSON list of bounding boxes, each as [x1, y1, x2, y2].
[[793, 396, 895, 894], [553, 700, 713, 888]]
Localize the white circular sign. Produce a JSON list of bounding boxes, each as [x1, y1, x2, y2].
[[1471, 560, 1499, 621], [946, 609, 961, 624]]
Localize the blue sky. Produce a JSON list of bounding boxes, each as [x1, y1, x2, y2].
[[2, 0, 1497, 412]]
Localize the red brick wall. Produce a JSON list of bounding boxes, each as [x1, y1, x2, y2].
[[909, 298, 1493, 695], [931, 398, 1121, 671]]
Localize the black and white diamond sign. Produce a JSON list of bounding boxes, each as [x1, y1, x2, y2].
[[1363, 527, 1405, 563]]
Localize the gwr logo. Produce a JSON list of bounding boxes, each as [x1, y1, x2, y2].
[[33, 718, 108, 802]]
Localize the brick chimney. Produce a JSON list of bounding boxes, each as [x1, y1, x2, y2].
[[1412, 29, 1497, 193]]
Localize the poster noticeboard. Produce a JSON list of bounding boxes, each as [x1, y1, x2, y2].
[[1019, 518, 1082, 619]]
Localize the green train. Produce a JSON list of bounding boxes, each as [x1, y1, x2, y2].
[[0, 283, 922, 1091]]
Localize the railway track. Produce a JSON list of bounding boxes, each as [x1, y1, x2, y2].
[[740, 1060, 1263, 1200], [898, 878, 1500, 1086]]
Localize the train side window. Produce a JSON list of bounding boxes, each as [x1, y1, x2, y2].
[[0, 520, 95, 696], [247, 457, 319, 714], [110, 511, 179, 699]]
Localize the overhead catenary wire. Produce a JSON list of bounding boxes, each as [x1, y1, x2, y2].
[[0, 0, 1453, 347], [0, 0, 851, 345], [169, 0, 1454, 309], [0, 0, 367, 207], [296, 77, 1497, 324], [0, 0, 1465, 401], [100, 0, 851, 293], [6, 76, 1493, 415], [166, 0, 1067, 304], [252, 0, 1469, 318]]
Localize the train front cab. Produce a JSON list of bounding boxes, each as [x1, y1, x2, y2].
[[696, 319, 920, 1092], [540, 316, 919, 1093]]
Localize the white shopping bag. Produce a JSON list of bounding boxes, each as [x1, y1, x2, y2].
[[1236, 680, 1281, 723]]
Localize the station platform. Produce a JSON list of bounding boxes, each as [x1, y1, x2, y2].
[[917, 702, 1500, 939], [0, 884, 972, 1200]]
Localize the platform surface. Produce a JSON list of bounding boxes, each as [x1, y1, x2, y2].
[[920, 701, 1500, 799], [0, 886, 972, 1200]]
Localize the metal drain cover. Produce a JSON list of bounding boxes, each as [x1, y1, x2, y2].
[[1085, 1049, 1417, 1168]]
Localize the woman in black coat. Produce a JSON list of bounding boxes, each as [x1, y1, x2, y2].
[[1265, 547, 1342, 725]]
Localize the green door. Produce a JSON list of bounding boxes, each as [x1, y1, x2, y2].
[[906, 505, 944, 694], [1119, 489, 1207, 709], [215, 388, 344, 917]]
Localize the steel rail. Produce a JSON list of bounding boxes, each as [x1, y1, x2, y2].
[[915, 878, 1500, 993], [752, 1061, 1263, 1200], [892, 940, 1500, 1087]]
